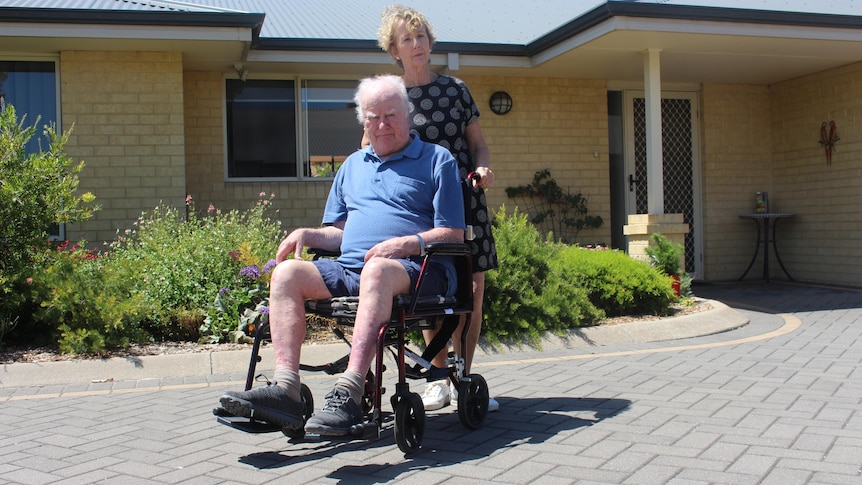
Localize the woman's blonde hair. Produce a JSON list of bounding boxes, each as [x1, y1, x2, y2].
[[377, 5, 436, 66]]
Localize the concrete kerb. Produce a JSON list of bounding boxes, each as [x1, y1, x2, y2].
[[0, 299, 748, 389]]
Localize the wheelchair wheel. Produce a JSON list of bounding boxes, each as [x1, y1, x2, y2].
[[282, 383, 314, 439], [394, 392, 425, 454], [457, 374, 489, 429]]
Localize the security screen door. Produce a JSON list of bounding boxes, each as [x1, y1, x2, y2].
[[624, 91, 702, 276]]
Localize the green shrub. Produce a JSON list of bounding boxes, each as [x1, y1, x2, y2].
[[0, 102, 98, 346], [483, 207, 604, 347], [482, 206, 673, 348], [558, 245, 673, 318], [32, 241, 152, 354], [644, 233, 683, 276]]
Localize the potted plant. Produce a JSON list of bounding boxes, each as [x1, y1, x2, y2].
[[644, 233, 684, 297]]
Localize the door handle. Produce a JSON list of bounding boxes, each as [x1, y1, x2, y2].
[[629, 174, 641, 192]]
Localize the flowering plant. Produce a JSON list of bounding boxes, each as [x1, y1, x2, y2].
[[200, 241, 277, 344]]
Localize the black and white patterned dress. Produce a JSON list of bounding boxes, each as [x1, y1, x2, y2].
[[406, 74, 498, 273]]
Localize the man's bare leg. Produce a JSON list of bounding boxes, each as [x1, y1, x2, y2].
[[305, 258, 411, 436], [219, 259, 331, 427]]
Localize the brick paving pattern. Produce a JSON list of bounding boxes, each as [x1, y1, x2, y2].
[[1, 282, 860, 484]]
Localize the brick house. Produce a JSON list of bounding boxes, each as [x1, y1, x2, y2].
[[2, 0, 861, 285]]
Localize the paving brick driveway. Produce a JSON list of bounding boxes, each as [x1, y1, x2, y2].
[[1, 282, 860, 484]]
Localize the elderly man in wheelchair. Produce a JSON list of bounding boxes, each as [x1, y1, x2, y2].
[[217, 75, 488, 451]]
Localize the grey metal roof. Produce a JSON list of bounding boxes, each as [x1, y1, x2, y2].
[[3, 0, 862, 85], [0, 0, 264, 29], [2, 0, 860, 46]]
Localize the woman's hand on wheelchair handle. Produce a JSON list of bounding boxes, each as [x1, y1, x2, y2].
[[471, 167, 494, 189]]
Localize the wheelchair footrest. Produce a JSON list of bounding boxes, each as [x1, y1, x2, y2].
[[350, 421, 381, 440], [214, 409, 282, 434]]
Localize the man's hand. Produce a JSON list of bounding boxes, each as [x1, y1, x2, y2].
[[364, 236, 411, 262], [276, 224, 345, 263], [275, 228, 310, 263]]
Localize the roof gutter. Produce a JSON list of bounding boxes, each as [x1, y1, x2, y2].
[[254, 37, 527, 57], [527, 1, 862, 56], [0, 7, 265, 40]]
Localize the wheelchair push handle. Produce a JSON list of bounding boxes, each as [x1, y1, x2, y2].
[[463, 172, 481, 241]]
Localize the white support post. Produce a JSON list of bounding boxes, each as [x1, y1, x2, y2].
[[644, 48, 663, 214]]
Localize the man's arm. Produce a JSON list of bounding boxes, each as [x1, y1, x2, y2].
[[363, 227, 463, 262], [276, 222, 346, 263]]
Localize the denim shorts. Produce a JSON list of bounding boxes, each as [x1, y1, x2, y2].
[[312, 257, 451, 298]]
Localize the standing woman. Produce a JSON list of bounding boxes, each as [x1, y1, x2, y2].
[[373, 5, 499, 411]]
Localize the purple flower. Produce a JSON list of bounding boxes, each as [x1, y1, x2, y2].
[[219, 287, 230, 295], [259, 306, 270, 315], [262, 259, 277, 274], [239, 265, 261, 279]]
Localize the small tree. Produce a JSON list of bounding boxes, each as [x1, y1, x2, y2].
[[0, 102, 98, 343], [505, 169, 603, 244]]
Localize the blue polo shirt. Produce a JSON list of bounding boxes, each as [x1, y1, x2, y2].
[[322, 134, 466, 269]]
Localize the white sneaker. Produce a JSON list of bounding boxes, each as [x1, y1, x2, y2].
[[450, 382, 500, 412], [421, 380, 450, 410]]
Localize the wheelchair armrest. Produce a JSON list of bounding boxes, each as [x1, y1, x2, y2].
[[311, 243, 467, 259], [425, 242, 471, 256], [309, 247, 341, 260]]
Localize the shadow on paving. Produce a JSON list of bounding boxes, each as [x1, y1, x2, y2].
[[693, 280, 862, 315], [237, 396, 631, 481]]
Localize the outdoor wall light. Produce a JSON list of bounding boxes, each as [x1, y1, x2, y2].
[[489, 91, 513, 115]]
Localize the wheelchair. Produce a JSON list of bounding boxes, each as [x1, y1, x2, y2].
[[214, 221, 489, 454]]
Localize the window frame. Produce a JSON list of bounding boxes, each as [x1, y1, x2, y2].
[[223, 75, 360, 182]]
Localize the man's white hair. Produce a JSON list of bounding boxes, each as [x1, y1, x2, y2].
[[354, 75, 410, 124]]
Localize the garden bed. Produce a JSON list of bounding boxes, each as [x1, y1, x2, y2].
[[0, 298, 710, 364]]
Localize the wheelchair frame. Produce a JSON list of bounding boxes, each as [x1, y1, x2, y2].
[[215, 242, 489, 454]]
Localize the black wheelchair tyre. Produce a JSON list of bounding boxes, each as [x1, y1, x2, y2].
[[282, 383, 314, 439], [394, 392, 425, 454], [457, 374, 489, 429]]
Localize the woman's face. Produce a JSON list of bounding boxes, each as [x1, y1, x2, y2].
[[389, 20, 431, 71]]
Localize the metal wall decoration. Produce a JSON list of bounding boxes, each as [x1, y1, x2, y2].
[[819, 120, 839, 165]]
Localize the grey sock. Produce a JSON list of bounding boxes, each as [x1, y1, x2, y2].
[[335, 371, 365, 404], [273, 369, 301, 402]]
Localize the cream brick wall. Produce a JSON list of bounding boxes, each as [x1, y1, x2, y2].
[[700, 83, 773, 281], [701, 62, 862, 286], [768, 62, 862, 286], [61, 51, 187, 245], [459, 76, 612, 245]]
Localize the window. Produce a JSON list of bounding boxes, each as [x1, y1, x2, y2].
[[225, 78, 361, 180], [0, 61, 57, 155], [226, 79, 297, 178], [301, 79, 361, 178], [0, 60, 62, 240]]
